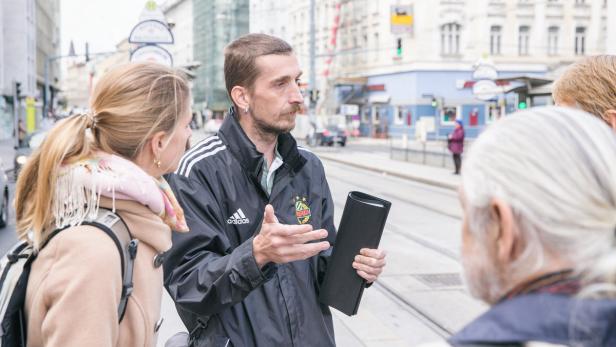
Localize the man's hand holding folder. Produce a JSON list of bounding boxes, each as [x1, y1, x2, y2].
[[352, 248, 387, 283]]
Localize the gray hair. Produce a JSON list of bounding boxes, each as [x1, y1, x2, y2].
[[462, 106, 616, 293]]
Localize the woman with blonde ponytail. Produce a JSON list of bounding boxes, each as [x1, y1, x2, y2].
[[14, 62, 192, 346]]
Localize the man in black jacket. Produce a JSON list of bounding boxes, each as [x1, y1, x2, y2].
[[164, 33, 386, 346]]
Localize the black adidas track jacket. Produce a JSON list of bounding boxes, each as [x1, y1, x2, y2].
[[164, 108, 337, 347]]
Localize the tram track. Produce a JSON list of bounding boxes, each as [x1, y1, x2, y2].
[[322, 158, 466, 338]]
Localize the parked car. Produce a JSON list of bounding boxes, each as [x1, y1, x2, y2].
[[14, 130, 47, 180], [319, 125, 348, 147], [0, 161, 9, 228]]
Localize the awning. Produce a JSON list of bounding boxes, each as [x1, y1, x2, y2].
[[368, 94, 391, 104]]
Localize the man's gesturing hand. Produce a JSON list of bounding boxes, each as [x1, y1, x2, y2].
[[253, 205, 330, 268]]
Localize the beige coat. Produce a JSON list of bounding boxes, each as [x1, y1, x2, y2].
[[25, 198, 172, 347]]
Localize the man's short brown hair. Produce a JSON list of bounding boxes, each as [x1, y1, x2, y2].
[[224, 34, 294, 105], [553, 55, 616, 122]]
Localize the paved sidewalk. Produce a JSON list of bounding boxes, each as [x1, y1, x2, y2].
[[311, 139, 461, 191]]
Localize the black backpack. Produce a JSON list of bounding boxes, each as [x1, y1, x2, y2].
[[0, 209, 139, 347]]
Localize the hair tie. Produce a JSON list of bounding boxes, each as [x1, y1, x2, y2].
[[84, 113, 97, 129]]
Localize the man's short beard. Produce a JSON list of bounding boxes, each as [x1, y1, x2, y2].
[[253, 117, 294, 135]]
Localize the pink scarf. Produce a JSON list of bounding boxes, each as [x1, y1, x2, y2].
[[53, 152, 189, 232]]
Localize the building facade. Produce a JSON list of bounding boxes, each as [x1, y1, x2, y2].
[[163, 0, 195, 69], [36, 0, 61, 116], [0, 0, 38, 139], [251, 0, 613, 138], [193, 0, 249, 116]]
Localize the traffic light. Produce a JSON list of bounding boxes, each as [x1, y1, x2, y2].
[[85, 42, 90, 62], [396, 38, 402, 57], [14, 81, 22, 99], [310, 89, 320, 103], [517, 94, 527, 110], [431, 97, 438, 108]]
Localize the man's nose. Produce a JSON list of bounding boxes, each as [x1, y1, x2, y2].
[[289, 83, 304, 104]]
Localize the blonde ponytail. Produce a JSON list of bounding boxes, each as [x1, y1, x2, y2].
[[15, 114, 95, 248]]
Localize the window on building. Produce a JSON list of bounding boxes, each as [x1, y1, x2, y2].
[[441, 23, 461, 56], [518, 25, 530, 55], [486, 103, 502, 123], [373, 32, 379, 61], [441, 106, 460, 125], [395, 107, 404, 125], [575, 26, 586, 55], [490, 25, 502, 55], [547, 26, 559, 55]]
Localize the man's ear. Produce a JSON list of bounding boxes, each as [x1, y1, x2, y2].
[[230, 86, 250, 112], [490, 198, 518, 265], [604, 109, 616, 131]]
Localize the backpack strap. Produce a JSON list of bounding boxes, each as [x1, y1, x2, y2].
[[79, 209, 138, 323], [39, 209, 138, 322]]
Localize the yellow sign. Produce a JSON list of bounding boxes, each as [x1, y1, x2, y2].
[[391, 13, 413, 26], [25, 97, 36, 133], [390, 5, 414, 35]]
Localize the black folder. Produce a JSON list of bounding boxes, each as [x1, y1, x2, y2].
[[318, 191, 391, 316]]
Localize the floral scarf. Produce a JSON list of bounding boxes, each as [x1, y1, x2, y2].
[[53, 152, 189, 232]]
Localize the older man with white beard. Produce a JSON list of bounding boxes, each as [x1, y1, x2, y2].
[[423, 106, 616, 347]]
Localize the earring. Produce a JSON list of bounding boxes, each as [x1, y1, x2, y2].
[[244, 106, 249, 113], [154, 158, 161, 168]]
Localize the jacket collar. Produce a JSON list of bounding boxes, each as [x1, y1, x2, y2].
[[218, 107, 307, 178], [449, 292, 616, 346]]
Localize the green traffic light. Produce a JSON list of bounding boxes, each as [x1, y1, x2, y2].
[[397, 48, 402, 56], [518, 101, 527, 109]]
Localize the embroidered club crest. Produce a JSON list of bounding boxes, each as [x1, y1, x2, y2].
[[294, 196, 311, 224]]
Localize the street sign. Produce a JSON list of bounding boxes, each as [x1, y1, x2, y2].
[[472, 80, 498, 101], [130, 44, 173, 67], [390, 5, 414, 35], [129, 19, 174, 44]]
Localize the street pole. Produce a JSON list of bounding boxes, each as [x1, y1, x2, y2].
[[43, 57, 50, 119], [309, 0, 316, 145], [12, 82, 19, 150]]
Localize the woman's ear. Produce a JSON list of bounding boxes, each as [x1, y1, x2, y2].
[[149, 131, 167, 159], [490, 198, 518, 265]]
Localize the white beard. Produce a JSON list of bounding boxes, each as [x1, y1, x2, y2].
[[462, 240, 506, 304]]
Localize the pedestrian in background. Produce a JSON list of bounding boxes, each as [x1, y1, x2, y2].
[[553, 55, 616, 130], [164, 33, 386, 347], [448, 119, 465, 175], [14, 63, 191, 346], [422, 107, 616, 347]]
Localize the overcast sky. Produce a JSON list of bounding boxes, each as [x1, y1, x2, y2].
[[60, 0, 162, 57]]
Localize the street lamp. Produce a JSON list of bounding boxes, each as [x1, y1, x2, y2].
[[43, 48, 77, 118]]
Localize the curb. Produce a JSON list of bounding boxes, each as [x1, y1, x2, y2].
[[316, 153, 458, 191]]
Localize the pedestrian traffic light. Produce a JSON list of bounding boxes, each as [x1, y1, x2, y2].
[[396, 38, 402, 57], [431, 97, 438, 108], [518, 101, 527, 110], [14, 81, 22, 99]]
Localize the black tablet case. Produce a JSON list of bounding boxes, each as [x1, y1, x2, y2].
[[318, 191, 391, 316]]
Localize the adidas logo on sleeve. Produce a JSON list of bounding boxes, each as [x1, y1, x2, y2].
[[227, 208, 250, 225]]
